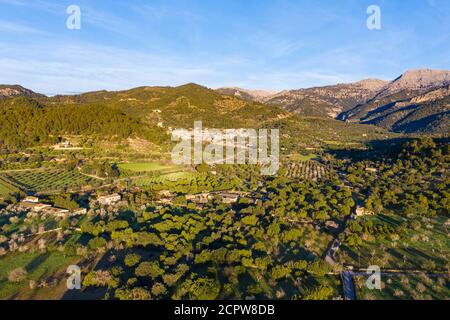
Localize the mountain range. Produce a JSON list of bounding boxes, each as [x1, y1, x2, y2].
[[0, 84, 45, 99], [0, 83, 388, 151], [338, 70, 450, 134], [217, 69, 450, 134], [0, 69, 448, 142]]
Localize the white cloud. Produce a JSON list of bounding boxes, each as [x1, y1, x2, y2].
[[0, 20, 45, 34], [0, 41, 224, 94]]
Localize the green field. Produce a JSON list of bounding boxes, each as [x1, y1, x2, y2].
[[0, 169, 97, 192], [134, 171, 197, 186], [0, 251, 78, 299], [354, 273, 450, 300], [118, 162, 181, 172], [0, 179, 17, 195], [289, 153, 318, 161], [338, 214, 449, 270]]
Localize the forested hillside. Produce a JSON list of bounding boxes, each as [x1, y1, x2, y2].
[[0, 96, 166, 149], [0, 84, 389, 152]]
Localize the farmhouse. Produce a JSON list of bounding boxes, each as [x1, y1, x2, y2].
[[98, 194, 121, 205], [157, 198, 174, 205], [23, 196, 39, 203], [60, 141, 71, 147], [53, 141, 72, 149], [354, 206, 375, 218], [72, 208, 88, 216], [184, 191, 245, 205], [158, 190, 172, 198], [42, 207, 70, 218], [18, 201, 51, 212], [186, 193, 212, 204], [217, 192, 240, 204]]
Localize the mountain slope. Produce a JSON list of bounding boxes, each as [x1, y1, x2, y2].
[[339, 70, 450, 134], [0, 84, 289, 149], [215, 87, 277, 103], [0, 96, 162, 149], [0, 83, 390, 151], [265, 79, 387, 118], [217, 69, 450, 134], [359, 85, 450, 134], [375, 69, 450, 98], [47, 83, 289, 130], [219, 80, 388, 119], [0, 85, 45, 99]]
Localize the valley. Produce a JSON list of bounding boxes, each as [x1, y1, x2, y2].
[[0, 71, 448, 301]]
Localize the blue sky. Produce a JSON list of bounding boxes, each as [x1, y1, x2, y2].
[[0, 0, 449, 95]]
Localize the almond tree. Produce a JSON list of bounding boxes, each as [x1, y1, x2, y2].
[[8, 267, 27, 282]]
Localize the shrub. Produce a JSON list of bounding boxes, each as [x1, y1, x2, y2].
[[151, 282, 168, 297], [124, 253, 141, 267], [115, 287, 151, 300], [303, 285, 334, 300], [135, 261, 164, 279], [8, 267, 27, 282]]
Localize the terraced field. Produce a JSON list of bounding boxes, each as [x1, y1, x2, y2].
[[0, 169, 97, 192], [285, 160, 327, 180]]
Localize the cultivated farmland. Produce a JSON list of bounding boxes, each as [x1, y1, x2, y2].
[[133, 171, 197, 186], [354, 273, 450, 300], [0, 177, 18, 195], [285, 161, 327, 180], [118, 162, 184, 177], [118, 162, 180, 172], [0, 169, 97, 193]]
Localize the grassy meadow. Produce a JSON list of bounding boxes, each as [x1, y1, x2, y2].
[[0, 251, 79, 299]]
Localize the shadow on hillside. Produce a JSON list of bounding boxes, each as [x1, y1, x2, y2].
[[324, 136, 449, 162], [62, 286, 108, 300], [61, 251, 115, 300], [26, 252, 50, 273]]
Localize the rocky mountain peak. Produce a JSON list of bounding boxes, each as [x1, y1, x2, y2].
[[0, 85, 44, 98], [353, 79, 388, 91], [377, 69, 450, 97], [215, 87, 278, 103]]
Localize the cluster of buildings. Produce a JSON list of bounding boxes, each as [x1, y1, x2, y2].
[[169, 127, 258, 149], [97, 193, 122, 206], [5, 192, 125, 219], [11, 188, 254, 219], [14, 193, 125, 218], [157, 190, 250, 207], [17, 196, 87, 218]]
